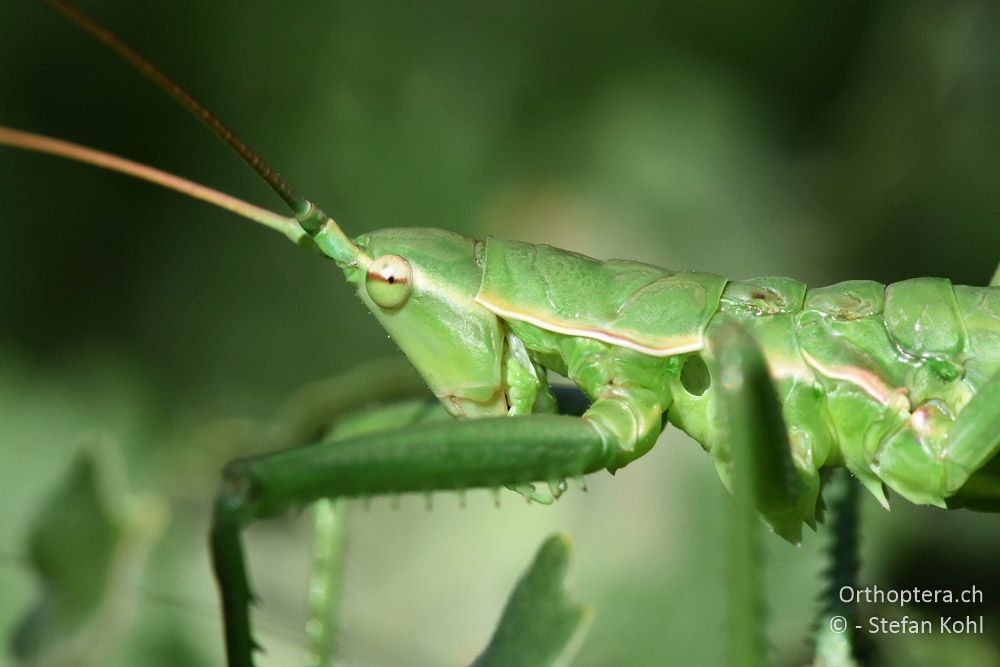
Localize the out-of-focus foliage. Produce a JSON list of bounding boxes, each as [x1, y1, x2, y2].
[[474, 534, 592, 667], [1, 1, 998, 665], [11, 441, 166, 666], [712, 322, 797, 667], [812, 471, 861, 667]]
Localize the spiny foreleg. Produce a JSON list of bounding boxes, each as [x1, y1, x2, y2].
[[210, 410, 619, 667]]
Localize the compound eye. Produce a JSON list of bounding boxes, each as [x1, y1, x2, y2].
[[365, 255, 413, 309]]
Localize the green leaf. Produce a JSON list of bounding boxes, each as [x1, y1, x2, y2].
[[9, 440, 167, 666], [711, 320, 801, 544], [473, 534, 593, 667], [710, 320, 786, 667]]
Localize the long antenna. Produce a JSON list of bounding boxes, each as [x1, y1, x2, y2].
[[0, 125, 307, 245], [42, 0, 359, 264]]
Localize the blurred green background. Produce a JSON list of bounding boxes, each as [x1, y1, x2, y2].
[[1, 0, 998, 665]]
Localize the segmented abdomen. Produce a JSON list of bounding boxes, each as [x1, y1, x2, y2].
[[714, 276, 1000, 509]]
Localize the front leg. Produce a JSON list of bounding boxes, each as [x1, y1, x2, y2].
[[211, 410, 626, 667]]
